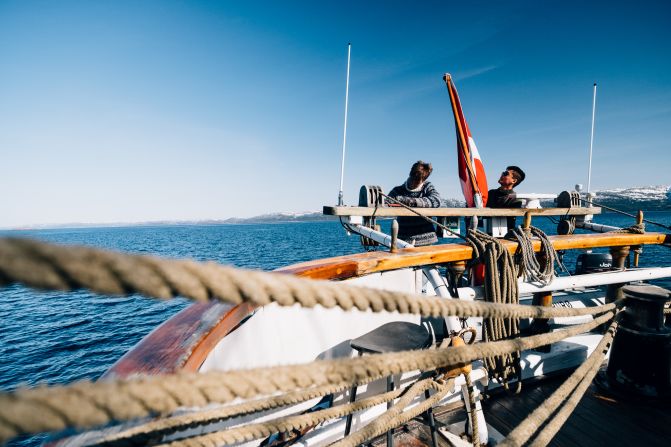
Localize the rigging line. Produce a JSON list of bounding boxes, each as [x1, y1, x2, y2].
[[379, 192, 467, 241], [579, 198, 671, 231], [555, 251, 572, 276]]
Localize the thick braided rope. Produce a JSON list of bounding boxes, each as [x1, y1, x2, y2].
[[0, 313, 612, 443], [610, 222, 645, 234], [0, 237, 618, 320], [467, 229, 522, 393], [464, 372, 479, 447], [98, 381, 357, 446], [527, 320, 618, 447], [499, 316, 619, 447], [508, 226, 556, 286], [330, 379, 450, 447], [157, 381, 419, 447]]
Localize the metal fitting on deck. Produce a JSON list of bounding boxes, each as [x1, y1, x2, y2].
[[606, 284, 671, 401]]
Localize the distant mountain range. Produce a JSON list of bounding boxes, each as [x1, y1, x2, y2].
[[539, 185, 671, 212], [8, 185, 669, 230], [216, 212, 335, 224]]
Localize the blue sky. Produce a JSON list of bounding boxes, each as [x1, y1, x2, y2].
[[1, 0, 670, 227]]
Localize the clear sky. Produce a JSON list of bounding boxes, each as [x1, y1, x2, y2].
[[1, 0, 670, 228]]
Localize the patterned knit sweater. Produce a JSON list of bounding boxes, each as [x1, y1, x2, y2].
[[388, 181, 442, 246]]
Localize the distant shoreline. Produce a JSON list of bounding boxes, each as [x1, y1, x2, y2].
[[5, 209, 671, 232], [2, 213, 337, 231], [4, 185, 669, 231]]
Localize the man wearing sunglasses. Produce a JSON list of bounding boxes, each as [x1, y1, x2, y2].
[[487, 166, 525, 230], [487, 165, 525, 208]]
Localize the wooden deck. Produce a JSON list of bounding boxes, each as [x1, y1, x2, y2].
[[370, 372, 671, 446], [482, 372, 671, 446]]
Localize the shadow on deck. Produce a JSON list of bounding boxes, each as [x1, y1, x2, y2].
[[369, 372, 671, 446]]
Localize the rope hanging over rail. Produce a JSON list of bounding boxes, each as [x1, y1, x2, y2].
[[466, 229, 522, 393], [507, 226, 556, 286]]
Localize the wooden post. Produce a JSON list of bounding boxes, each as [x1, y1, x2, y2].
[[523, 211, 532, 236], [633, 210, 643, 267], [530, 291, 553, 352], [447, 261, 467, 292], [390, 220, 399, 253], [606, 245, 631, 304]]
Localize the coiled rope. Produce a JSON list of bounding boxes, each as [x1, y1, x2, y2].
[[466, 229, 522, 393], [507, 226, 556, 286]]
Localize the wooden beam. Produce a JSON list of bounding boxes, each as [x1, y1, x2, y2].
[[277, 232, 670, 280], [323, 206, 601, 217]]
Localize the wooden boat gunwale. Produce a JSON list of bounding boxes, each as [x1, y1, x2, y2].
[[104, 230, 670, 378]]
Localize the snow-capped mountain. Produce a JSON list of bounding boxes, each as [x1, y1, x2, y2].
[[593, 185, 669, 201], [588, 185, 671, 211]]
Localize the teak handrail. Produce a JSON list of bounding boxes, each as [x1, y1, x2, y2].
[[323, 206, 601, 217], [277, 232, 670, 280]]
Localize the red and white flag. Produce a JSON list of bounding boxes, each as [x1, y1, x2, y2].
[[444, 74, 488, 208]]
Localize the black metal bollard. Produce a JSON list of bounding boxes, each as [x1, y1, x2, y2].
[[606, 284, 671, 401]]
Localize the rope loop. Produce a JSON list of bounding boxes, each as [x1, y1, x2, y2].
[[506, 225, 557, 286], [466, 229, 522, 393]]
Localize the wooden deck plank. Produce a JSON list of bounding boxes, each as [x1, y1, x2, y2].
[[364, 370, 671, 447], [480, 374, 671, 446]]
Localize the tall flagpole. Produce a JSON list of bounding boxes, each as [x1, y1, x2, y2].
[[337, 43, 351, 205], [587, 83, 597, 193]]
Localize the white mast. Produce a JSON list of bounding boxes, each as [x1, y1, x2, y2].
[[587, 83, 597, 193], [337, 43, 351, 205]]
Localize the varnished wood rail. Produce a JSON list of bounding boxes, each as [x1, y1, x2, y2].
[[323, 206, 601, 217], [277, 232, 670, 280]]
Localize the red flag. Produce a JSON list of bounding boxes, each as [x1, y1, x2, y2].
[[444, 74, 488, 208]]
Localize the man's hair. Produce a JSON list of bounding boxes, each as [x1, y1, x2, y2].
[[409, 161, 433, 181], [507, 165, 525, 185]]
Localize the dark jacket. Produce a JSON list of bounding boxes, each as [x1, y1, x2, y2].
[[487, 188, 521, 208], [487, 188, 522, 230]]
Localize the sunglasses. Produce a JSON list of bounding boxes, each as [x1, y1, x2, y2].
[[501, 171, 512, 177]]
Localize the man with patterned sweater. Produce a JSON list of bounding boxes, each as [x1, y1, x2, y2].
[[387, 161, 442, 246]]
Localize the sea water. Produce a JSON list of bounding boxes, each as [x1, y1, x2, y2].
[[1, 213, 670, 445]]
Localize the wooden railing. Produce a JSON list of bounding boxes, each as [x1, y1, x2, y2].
[[323, 206, 601, 217], [277, 232, 670, 280]]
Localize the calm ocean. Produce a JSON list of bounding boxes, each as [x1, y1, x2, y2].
[[1, 213, 670, 445]]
